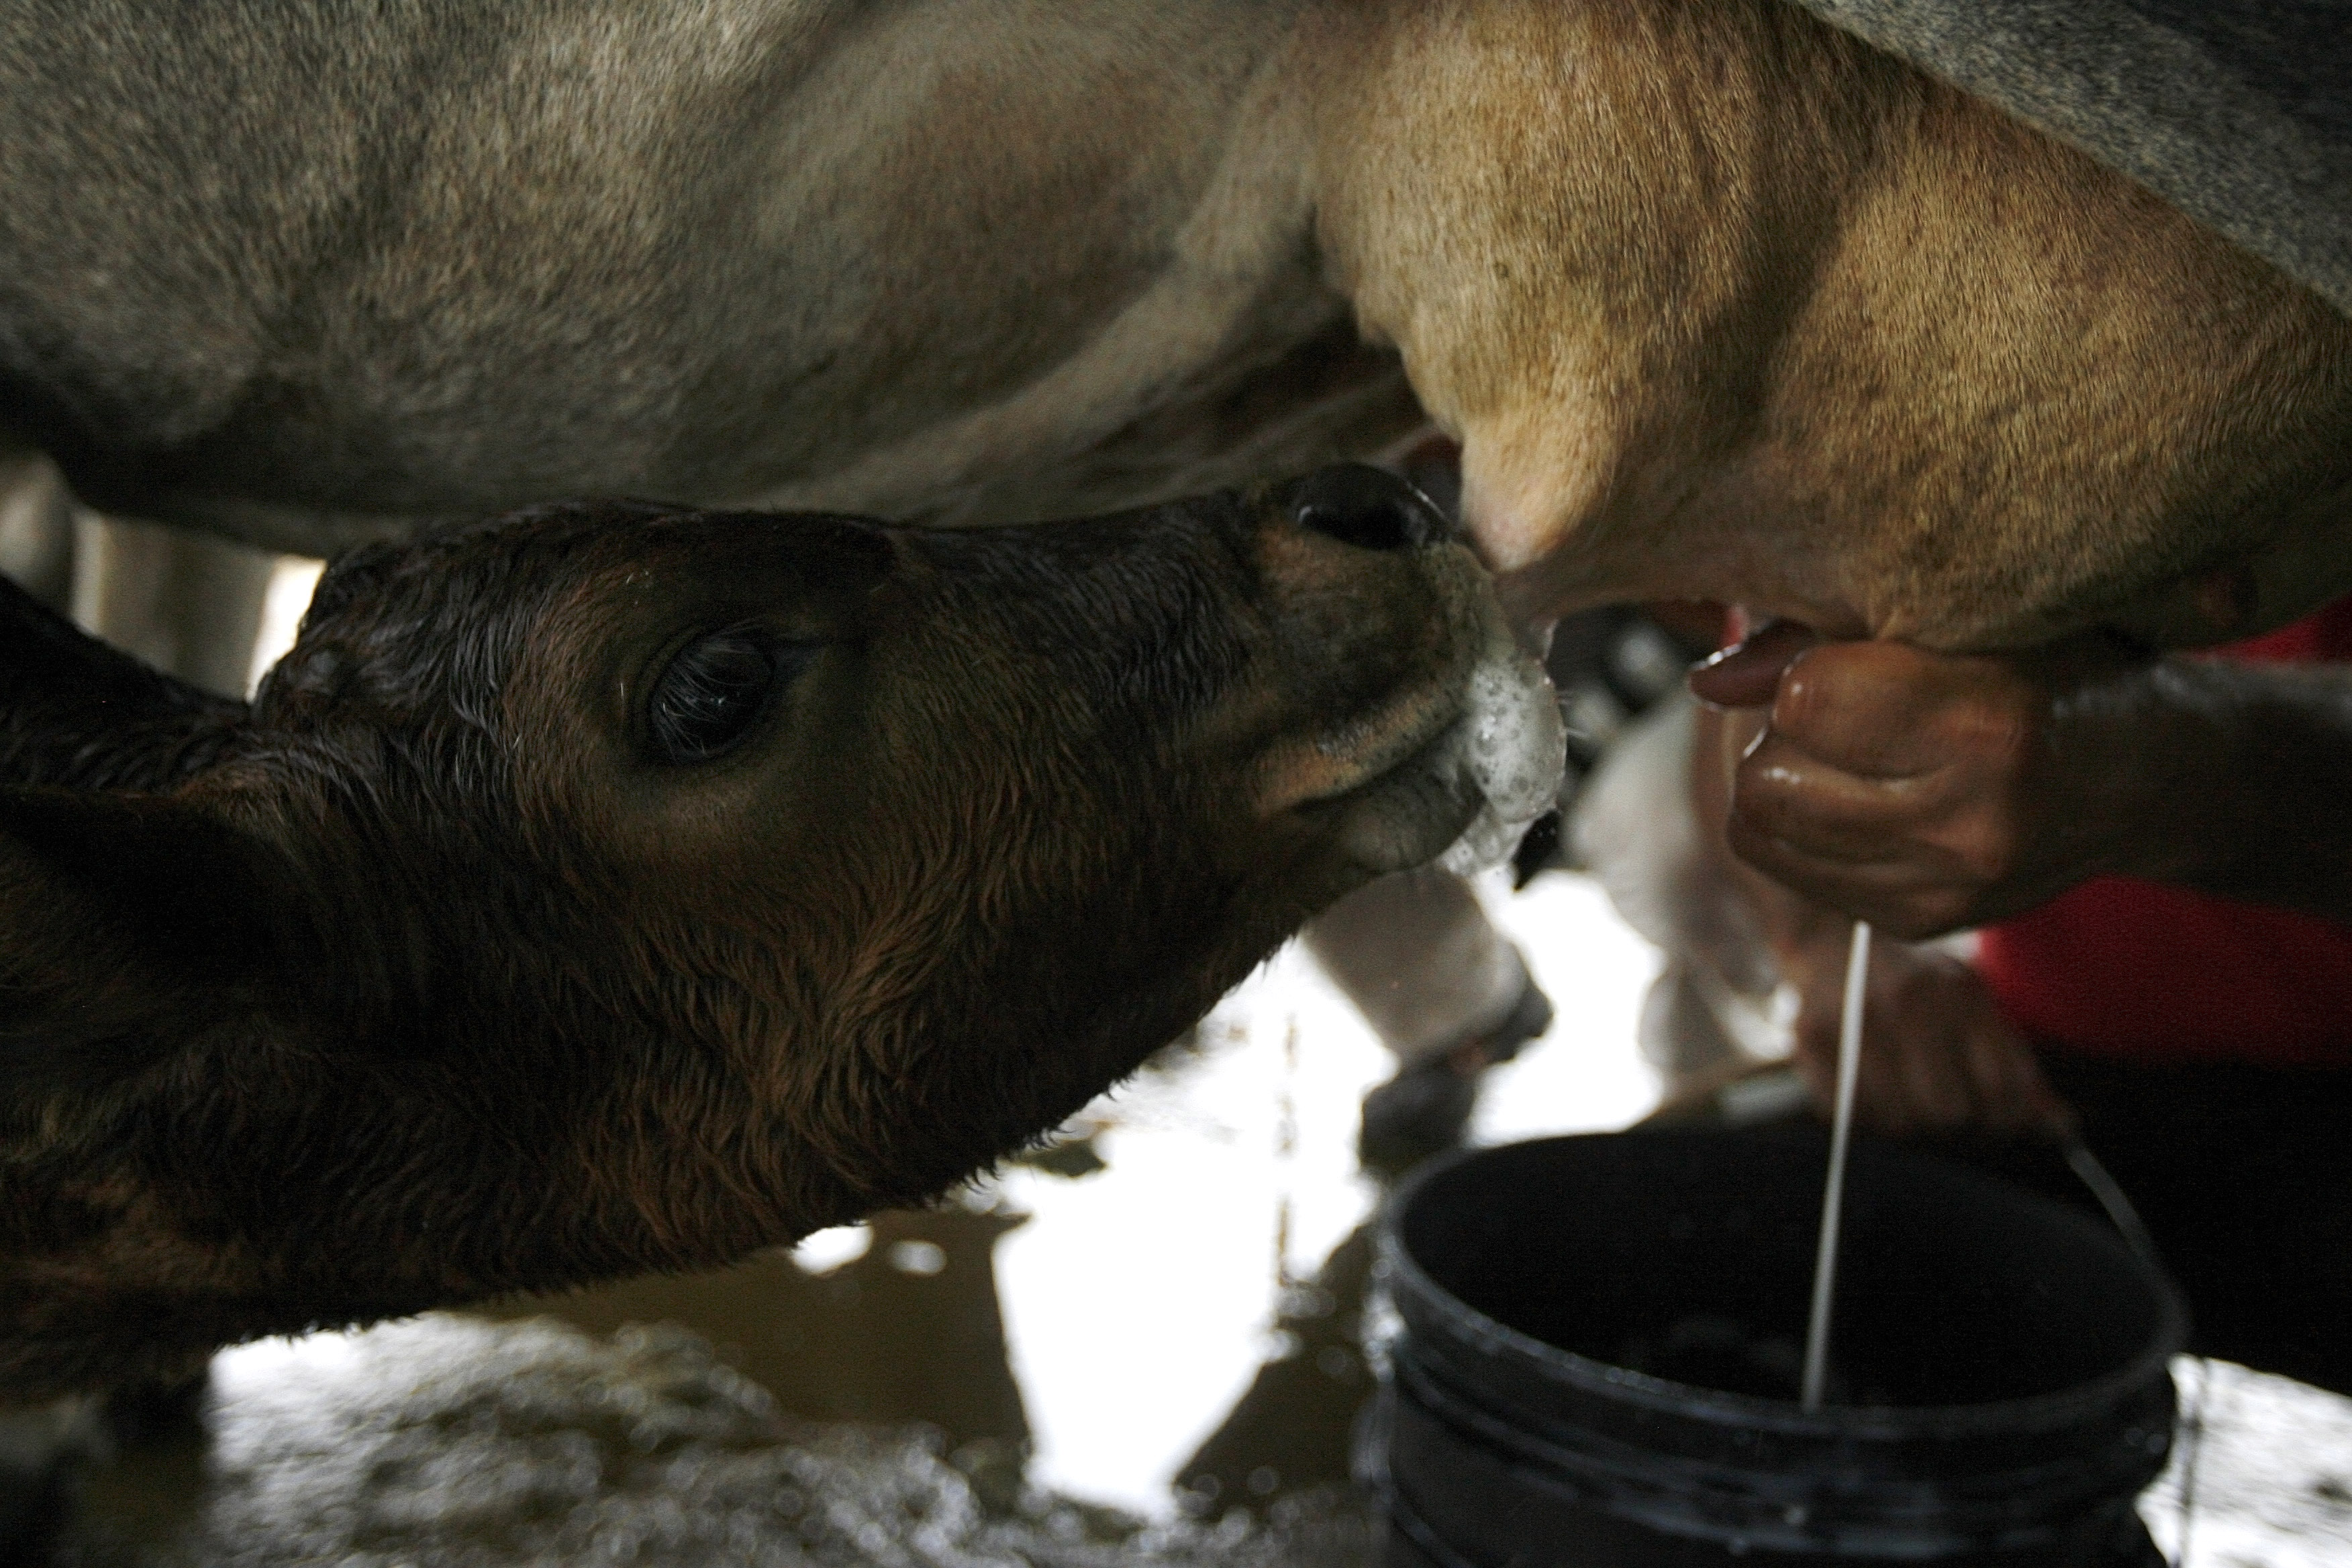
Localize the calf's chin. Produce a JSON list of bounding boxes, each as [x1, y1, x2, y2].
[[0, 474, 1547, 1399]]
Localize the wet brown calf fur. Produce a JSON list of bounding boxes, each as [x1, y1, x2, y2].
[[0, 475, 1533, 1400]]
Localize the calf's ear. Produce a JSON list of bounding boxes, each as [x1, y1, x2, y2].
[[0, 788, 308, 1083]]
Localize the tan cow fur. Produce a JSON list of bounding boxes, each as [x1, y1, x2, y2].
[[1304, 0, 2352, 650]]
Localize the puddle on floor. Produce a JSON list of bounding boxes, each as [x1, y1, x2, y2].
[[2141, 1359, 2352, 1568], [57, 1315, 1383, 1568]]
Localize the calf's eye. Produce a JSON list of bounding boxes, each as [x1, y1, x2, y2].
[[646, 629, 807, 763]]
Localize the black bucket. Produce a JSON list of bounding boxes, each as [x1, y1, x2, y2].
[[1361, 1125, 2186, 1566]]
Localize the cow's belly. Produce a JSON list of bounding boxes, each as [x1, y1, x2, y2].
[[0, 0, 1385, 556], [24, 312, 1424, 560]]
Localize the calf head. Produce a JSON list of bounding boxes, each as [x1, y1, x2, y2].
[[0, 467, 1558, 1398]]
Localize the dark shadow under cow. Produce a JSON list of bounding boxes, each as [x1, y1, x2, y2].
[[0, 467, 1559, 1400]]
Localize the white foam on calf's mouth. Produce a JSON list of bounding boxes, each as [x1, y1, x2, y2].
[[1437, 638, 1566, 875]]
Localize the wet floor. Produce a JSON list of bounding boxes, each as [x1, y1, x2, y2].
[[56, 1315, 1383, 1568]]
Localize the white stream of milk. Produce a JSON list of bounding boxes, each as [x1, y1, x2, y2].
[[1802, 920, 1872, 1412]]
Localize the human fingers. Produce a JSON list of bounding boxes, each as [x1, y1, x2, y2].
[[1723, 807, 1988, 939], [1767, 640, 2031, 781], [1792, 1006, 1904, 1134], [1731, 732, 2021, 899], [1791, 942, 2067, 1137], [1879, 989, 1978, 1128], [1730, 729, 1981, 865], [1792, 990, 1949, 1136]]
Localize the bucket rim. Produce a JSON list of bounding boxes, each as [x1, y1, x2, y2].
[[1378, 1129, 2190, 1440]]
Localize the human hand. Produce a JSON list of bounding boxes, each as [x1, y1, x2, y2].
[[1687, 624, 2179, 940], [1785, 934, 2073, 1140]]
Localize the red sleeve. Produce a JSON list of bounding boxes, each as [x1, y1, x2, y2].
[[1973, 597, 2352, 1068]]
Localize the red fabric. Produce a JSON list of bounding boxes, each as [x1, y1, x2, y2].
[[1974, 598, 2352, 1067]]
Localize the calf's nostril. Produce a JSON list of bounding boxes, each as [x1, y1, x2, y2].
[[1287, 463, 1447, 552]]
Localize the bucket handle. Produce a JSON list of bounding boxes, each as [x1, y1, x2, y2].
[[1685, 1063, 2170, 1279], [2062, 1138, 2166, 1279], [2067, 1139, 2208, 1565]]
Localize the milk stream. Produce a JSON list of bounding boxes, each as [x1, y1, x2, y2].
[[1801, 920, 1871, 1411]]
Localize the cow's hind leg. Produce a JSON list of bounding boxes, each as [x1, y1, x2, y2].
[[1302, 867, 1551, 1177]]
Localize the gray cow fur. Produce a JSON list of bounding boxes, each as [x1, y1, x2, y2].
[[0, 0, 1399, 555]]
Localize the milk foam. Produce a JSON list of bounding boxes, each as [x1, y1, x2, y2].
[[1437, 636, 1566, 875]]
